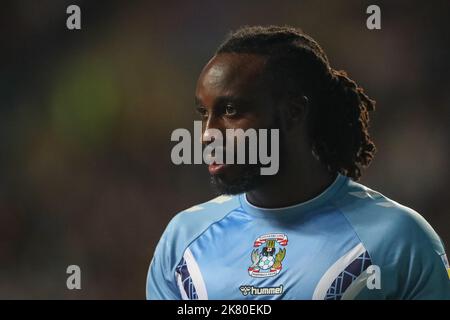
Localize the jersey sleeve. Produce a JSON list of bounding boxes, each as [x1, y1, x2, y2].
[[349, 205, 450, 300], [145, 195, 240, 300], [396, 226, 450, 300], [146, 222, 181, 300], [335, 180, 450, 300]]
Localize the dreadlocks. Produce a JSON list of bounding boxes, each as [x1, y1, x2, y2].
[[216, 25, 376, 180]]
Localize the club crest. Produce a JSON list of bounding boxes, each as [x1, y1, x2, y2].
[[248, 233, 288, 278]]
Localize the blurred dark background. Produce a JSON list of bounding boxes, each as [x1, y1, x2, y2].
[[0, 0, 449, 299]]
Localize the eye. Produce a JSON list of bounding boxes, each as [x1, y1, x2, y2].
[[224, 103, 237, 117], [196, 107, 208, 119]]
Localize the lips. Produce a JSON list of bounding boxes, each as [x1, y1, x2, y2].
[[208, 162, 228, 175]]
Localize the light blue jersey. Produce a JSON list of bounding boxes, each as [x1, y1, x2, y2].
[[146, 174, 450, 300]]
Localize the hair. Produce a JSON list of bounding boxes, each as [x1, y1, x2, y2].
[[216, 25, 376, 180]]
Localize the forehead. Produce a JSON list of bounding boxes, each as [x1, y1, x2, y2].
[[195, 53, 269, 103]]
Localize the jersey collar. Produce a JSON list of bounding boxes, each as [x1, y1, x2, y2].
[[239, 173, 347, 219]]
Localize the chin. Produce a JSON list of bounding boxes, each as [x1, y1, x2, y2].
[[210, 165, 263, 195]]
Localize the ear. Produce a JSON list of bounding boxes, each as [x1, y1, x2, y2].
[[285, 95, 308, 130]]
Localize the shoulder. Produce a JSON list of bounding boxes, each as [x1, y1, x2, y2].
[[332, 178, 450, 299], [157, 194, 241, 268], [147, 195, 241, 299], [166, 194, 241, 236], [333, 178, 446, 263]]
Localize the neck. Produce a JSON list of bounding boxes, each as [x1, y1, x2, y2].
[[246, 153, 337, 208]]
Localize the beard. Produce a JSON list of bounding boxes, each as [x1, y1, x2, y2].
[[209, 116, 285, 195], [210, 164, 265, 195]]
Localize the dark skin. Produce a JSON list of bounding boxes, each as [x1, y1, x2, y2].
[[195, 53, 336, 208]]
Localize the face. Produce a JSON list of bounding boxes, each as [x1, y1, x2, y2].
[[195, 53, 282, 195]]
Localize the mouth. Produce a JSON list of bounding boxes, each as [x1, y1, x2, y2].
[[208, 162, 228, 175]]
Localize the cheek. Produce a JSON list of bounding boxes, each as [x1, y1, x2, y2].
[[223, 114, 278, 146]]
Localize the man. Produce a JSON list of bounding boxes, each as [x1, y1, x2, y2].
[[146, 26, 450, 299]]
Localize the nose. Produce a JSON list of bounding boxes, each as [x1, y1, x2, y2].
[[201, 115, 223, 145]]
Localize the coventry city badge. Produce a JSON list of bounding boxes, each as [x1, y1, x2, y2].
[[248, 233, 288, 278]]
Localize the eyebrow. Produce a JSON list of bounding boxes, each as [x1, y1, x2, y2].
[[195, 95, 249, 108]]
